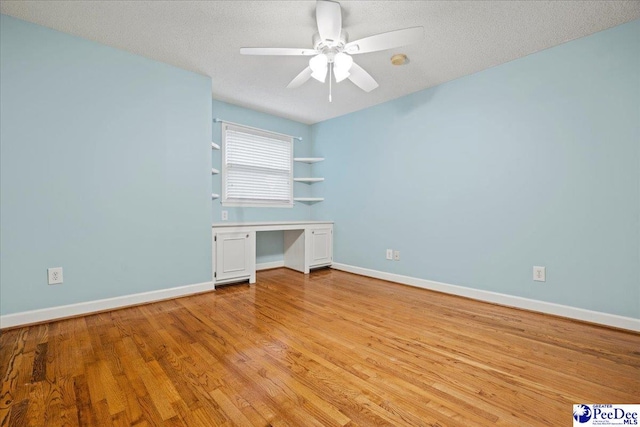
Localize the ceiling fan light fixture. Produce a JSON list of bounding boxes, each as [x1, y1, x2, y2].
[[309, 53, 328, 82], [311, 67, 328, 82], [334, 68, 350, 83], [333, 52, 353, 82]]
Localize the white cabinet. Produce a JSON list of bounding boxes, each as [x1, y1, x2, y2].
[[284, 224, 333, 272], [307, 226, 332, 268], [213, 231, 256, 285]]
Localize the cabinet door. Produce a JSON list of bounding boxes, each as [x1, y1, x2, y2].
[[215, 231, 255, 283], [309, 227, 333, 267]]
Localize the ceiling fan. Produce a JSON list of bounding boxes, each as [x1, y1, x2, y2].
[[240, 0, 424, 100]]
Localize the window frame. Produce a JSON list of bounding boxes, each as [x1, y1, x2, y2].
[[221, 123, 294, 208]]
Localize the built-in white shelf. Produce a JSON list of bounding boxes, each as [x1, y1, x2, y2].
[[294, 178, 324, 183], [211, 142, 220, 150], [212, 168, 220, 175], [294, 157, 324, 164], [212, 193, 220, 199], [294, 197, 324, 203], [294, 158, 324, 200]]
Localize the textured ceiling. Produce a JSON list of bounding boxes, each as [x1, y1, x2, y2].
[[1, 1, 639, 124]]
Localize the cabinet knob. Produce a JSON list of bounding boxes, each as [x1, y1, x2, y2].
[[312, 231, 315, 234], [246, 234, 249, 238]]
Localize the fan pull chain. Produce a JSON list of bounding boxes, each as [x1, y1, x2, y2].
[[329, 63, 333, 102]]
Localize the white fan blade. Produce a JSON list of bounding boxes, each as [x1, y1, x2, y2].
[[316, 0, 342, 43], [345, 27, 424, 54], [240, 47, 317, 56], [348, 62, 378, 92], [287, 67, 313, 89]]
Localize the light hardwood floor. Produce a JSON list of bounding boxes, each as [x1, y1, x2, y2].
[[1, 268, 639, 426]]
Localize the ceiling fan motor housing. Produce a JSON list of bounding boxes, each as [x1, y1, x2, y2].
[[313, 32, 349, 61]]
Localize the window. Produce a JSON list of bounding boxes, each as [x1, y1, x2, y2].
[[222, 123, 293, 207]]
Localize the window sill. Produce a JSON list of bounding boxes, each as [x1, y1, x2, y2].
[[221, 201, 294, 209]]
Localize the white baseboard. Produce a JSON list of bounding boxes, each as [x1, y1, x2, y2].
[[331, 263, 640, 332], [256, 260, 285, 271], [5, 264, 637, 332], [0, 281, 214, 329]]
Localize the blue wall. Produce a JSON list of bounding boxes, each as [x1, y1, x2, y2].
[[211, 100, 315, 264], [312, 20, 640, 318], [0, 15, 213, 315]]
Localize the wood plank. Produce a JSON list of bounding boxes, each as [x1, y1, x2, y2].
[[0, 328, 28, 425], [6, 399, 28, 427], [29, 343, 47, 383], [73, 374, 97, 426], [209, 388, 254, 427]]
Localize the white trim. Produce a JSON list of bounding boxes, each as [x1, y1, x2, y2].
[[0, 281, 214, 329], [256, 260, 285, 271], [221, 201, 293, 208], [331, 263, 640, 332]]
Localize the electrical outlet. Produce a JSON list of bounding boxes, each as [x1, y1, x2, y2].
[[386, 249, 393, 260], [533, 266, 546, 282], [48, 267, 63, 285], [221, 210, 228, 221], [393, 250, 400, 261]]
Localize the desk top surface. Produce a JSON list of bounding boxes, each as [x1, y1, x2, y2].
[[212, 220, 333, 228]]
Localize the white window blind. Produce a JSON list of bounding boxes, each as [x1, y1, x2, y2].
[[222, 123, 293, 207]]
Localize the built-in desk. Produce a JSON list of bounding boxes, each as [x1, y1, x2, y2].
[[212, 221, 333, 287]]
